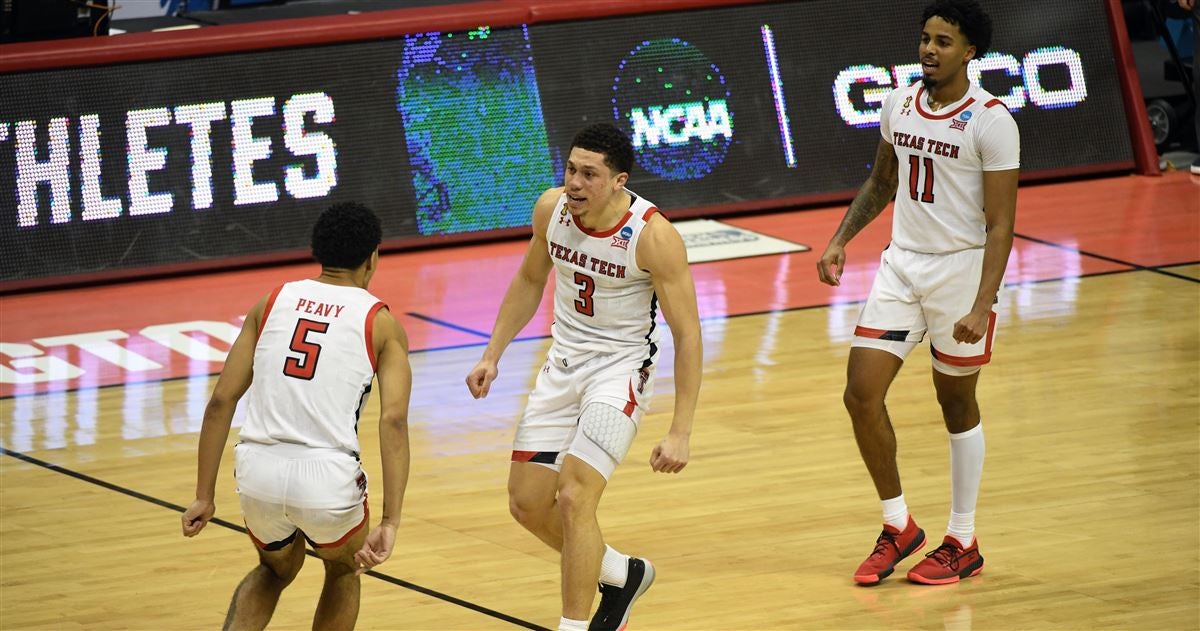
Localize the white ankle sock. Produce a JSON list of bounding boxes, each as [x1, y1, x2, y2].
[[558, 617, 589, 630], [947, 511, 975, 548], [881, 494, 909, 531], [599, 544, 629, 587]]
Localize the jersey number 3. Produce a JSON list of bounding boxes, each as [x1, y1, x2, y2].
[[907, 154, 936, 203], [283, 319, 329, 380], [573, 272, 595, 317]]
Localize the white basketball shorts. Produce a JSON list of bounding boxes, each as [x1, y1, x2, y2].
[[852, 244, 998, 375], [234, 442, 368, 550], [512, 346, 655, 480]]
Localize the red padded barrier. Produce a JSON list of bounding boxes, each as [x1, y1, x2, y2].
[[0, 1, 527, 72], [521, 0, 766, 23], [1103, 0, 1161, 176], [0, 0, 783, 73]]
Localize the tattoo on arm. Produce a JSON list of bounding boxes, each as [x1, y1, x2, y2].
[[833, 142, 899, 245]]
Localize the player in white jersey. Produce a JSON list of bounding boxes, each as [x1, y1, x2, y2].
[[182, 202, 413, 630], [816, 0, 1019, 587], [466, 123, 702, 631]]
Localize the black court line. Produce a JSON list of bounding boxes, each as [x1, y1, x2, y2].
[[1014, 233, 1200, 284], [704, 267, 1152, 323], [1, 263, 1194, 402], [405, 312, 491, 338], [0, 446, 549, 631]]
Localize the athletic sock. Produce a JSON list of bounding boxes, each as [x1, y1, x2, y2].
[[948, 422, 985, 546], [947, 511, 975, 548], [882, 494, 909, 531], [599, 544, 629, 587]]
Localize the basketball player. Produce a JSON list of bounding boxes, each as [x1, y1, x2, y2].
[[182, 202, 412, 629], [816, 0, 1019, 586], [465, 123, 701, 630]]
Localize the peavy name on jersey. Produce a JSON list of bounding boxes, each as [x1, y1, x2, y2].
[[293, 298, 346, 318]]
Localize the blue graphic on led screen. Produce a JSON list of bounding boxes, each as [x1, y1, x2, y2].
[[160, 0, 215, 13], [397, 26, 555, 235], [611, 39, 733, 181]]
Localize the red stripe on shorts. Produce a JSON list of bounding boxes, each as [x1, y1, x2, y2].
[[931, 312, 997, 366], [854, 326, 889, 339], [622, 381, 637, 417], [311, 499, 370, 548]]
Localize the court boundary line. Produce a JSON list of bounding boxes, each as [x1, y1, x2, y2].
[[2, 263, 1194, 401], [0, 445, 550, 631], [1013, 233, 1200, 284], [405, 312, 491, 338]]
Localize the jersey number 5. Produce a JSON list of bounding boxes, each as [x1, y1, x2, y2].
[[573, 272, 595, 317], [907, 154, 936, 203], [283, 319, 329, 380]]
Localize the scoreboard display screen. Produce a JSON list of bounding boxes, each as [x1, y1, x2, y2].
[[0, 0, 1132, 289]]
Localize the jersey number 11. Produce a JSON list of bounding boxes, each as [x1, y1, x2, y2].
[[907, 154, 936, 204]]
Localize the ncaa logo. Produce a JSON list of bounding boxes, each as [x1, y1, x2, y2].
[[612, 225, 634, 250], [613, 38, 733, 181]]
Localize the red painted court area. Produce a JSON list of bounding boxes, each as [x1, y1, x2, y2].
[[1, 172, 1196, 397]]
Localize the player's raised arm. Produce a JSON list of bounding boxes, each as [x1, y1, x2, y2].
[[638, 214, 701, 474], [466, 187, 559, 399]]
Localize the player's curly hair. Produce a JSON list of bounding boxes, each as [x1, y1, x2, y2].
[[570, 122, 635, 176], [311, 202, 382, 270], [921, 0, 993, 58]]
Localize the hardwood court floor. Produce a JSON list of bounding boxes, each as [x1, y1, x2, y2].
[[1, 172, 1197, 630]]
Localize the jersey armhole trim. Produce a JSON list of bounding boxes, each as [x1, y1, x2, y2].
[[258, 284, 285, 341], [364, 301, 387, 372]]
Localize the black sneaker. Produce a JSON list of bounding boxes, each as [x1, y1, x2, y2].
[[588, 557, 655, 631]]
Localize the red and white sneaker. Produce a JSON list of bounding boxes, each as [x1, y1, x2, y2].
[[907, 536, 984, 585], [853, 517, 926, 586]]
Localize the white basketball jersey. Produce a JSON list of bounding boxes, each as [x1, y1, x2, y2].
[[239, 279, 386, 456], [880, 82, 1020, 253], [546, 189, 660, 365]]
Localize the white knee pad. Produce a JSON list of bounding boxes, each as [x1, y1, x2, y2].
[[567, 403, 637, 480], [580, 403, 637, 461]]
